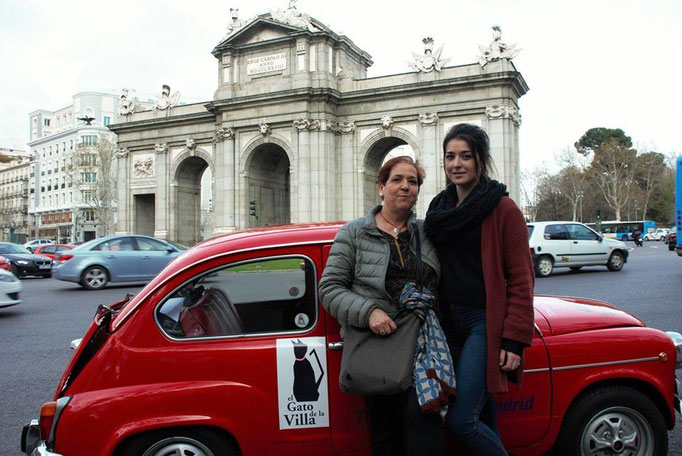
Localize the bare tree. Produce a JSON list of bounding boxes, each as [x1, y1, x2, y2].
[[586, 139, 637, 221], [520, 167, 547, 222], [554, 148, 589, 221], [635, 151, 667, 220], [64, 134, 118, 236]]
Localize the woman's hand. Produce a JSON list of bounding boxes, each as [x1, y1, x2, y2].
[[368, 308, 397, 336], [499, 349, 521, 372]]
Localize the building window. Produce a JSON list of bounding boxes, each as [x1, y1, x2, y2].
[[103, 116, 111, 126], [70, 140, 74, 150], [81, 135, 98, 146], [84, 210, 95, 222], [43, 119, 50, 127], [81, 190, 93, 202]]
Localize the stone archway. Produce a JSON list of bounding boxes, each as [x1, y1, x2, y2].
[[246, 142, 290, 227], [174, 156, 209, 246]]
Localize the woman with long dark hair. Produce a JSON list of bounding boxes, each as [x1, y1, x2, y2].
[[424, 123, 535, 455]]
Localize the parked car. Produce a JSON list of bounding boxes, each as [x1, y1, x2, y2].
[[666, 226, 677, 251], [644, 228, 669, 241], [52, 235, 187, 290], [527, 221, 629, 277], [0, 242, 53, 278], [0, 269, 21, 309], [22, 224, 681, 456], [33, 244, 73, 261], [22, 239, 55, 253], [0, 255, 11, 272]]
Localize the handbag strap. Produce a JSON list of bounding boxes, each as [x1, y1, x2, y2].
[[412, 224, 424, 290]]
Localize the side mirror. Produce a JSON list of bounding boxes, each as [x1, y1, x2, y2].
[[597, 235, 603, 242], [167, 247, 176, 253]]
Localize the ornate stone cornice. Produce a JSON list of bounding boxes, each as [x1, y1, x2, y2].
[[293, 118, 320, 131], [186, 138, 197, 151], [115, 147, 129, 158], [418, 113, 439, 126], [485, 104, 521, 126], [213, 127, 235, 143], [154, 143, 169, 154], [330, 121, 356, 134]]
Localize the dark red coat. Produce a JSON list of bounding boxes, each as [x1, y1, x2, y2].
[[481, 197, 535, 393]]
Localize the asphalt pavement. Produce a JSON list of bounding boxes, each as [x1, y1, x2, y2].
[[0, 241, 680, 455]]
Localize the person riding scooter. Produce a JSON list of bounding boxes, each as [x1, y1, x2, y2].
[[632, 229, 643, 247]]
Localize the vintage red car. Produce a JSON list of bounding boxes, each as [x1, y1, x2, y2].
[[22, 224, 682, 456]]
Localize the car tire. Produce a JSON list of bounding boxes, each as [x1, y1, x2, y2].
[[621, 235, 628, 242], [554, 385, 667, 456], [41, 274, 51, 279], [644, 236, 650, 241], [569, 266, 582, 272], [118, 428, 237, 456], [607, 251, 624, 271], [80, 266, 109, 290], [669, 242, 675, 251], [534, 255, 554, 278]]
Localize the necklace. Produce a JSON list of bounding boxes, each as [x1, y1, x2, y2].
[[379, 211, 406, 235]]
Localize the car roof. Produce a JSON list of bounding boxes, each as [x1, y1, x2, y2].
[[527, 221, 586, 226]]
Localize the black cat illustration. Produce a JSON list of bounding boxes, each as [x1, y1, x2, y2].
[[292, 339, 324, 402]]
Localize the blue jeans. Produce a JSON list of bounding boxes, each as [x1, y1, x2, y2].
[[446, 305, 508, 456]]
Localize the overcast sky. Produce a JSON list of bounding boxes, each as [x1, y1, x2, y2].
[[0, 0, 680, 171]]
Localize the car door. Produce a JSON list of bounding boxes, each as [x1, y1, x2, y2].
[[566, 223, 609, 265], [39, 245, 56, 260], [94, 237, 141, 281], [134, 237, 176, 279], [152, 246, 333, 456], [543, 224, 574, 265], [321, 245, 373, 455]]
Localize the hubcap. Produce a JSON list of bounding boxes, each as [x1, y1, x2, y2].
[[611, 255, 622, 268], [85, 269, 106, 288], [581, 406, 653, 455], [144, 437, 213, 456], [539, 258, 552, 275]]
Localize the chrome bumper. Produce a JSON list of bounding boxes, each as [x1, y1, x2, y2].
[[21, 420, 63, 455]]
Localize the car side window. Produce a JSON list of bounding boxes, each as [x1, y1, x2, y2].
[[92, 238, 135, 251], [136, 238, 168, 251], [42, 246, 56, 254], [567, 224, 599, 241], [156, 256, 316, 339], [544, 224, 568, 240]]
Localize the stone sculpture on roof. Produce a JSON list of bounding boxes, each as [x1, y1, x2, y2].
[[152, 84, 181, 111], [225, 8, 247, 36], [270, 0, 319, 32], [118, 89, 137, 116], [408, 37, 450, 73], [477, 25, 521, 67]]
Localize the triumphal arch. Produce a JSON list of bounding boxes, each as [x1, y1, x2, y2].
[[110, 6, 528, 246]]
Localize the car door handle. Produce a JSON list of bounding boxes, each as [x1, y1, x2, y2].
[[328, 341, 344, 350], [107, 255, 116, 259], [573, 241, 578, 244]]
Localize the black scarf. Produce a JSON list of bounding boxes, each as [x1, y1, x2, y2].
[[424, 178, 508, 244]]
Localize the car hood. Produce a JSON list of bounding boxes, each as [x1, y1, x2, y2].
[[534, 295, 644, 336], [2, 253, 51, 262], [603, 238, 627, 248]]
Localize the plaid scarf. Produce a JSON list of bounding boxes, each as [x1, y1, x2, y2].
[[400, 282, 456, 420]]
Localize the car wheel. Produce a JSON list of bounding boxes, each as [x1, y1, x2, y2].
[[607, 251, 624, 271], [81, 266, 109, 290], [554, 385, 667, 456], [621, 235, 628, 242], [534, 255, 554, 278], [118, 429, 237, 456], [569, 266, 582, 272], [669, 242, 675, 251], [41, 274, 51, 279], [644, 236, 650, 241]]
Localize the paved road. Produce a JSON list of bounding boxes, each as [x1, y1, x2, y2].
[[1, 241, 680, 455]]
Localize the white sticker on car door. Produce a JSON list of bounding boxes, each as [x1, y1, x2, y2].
[[276, 336, 329, 429]]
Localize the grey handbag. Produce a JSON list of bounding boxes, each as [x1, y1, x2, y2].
[[338, 229, 425, 396]]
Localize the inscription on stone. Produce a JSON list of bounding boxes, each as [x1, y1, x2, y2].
[[248, 53, 287, 75]]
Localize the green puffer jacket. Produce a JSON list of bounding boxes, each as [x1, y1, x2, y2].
[[319, 206, 440, 330]]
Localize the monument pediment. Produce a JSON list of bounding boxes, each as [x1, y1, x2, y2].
[[213, 16, 327, 55]]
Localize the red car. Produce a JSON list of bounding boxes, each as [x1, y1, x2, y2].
[[33, 244, 73, 261], [0, 255, 11, 272], [22, 224, 682, 456]]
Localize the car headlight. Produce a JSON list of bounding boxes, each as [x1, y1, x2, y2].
[[16, 260, 29, 265], [666, 331, 682, 369], [0, 274, 16, 282]]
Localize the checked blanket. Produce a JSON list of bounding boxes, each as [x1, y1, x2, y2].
[[400, 282, 456, 420]]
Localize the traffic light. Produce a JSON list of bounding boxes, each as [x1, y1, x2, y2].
[[596, 209, 601, 221], [249, 199, 259, 219]]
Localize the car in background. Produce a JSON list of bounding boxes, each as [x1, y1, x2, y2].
[[34, 244, 73, 261], [527, 221, 629, 277], [666, 226, 677, 251], [0, 269, 21, 309], [52, 235, 187, 290], [22, 239, 55, 253], [0, 255, 11, 272], [0, 243, 53, 278], [21, 224, 681, 456], [644, 227, 669, 241]]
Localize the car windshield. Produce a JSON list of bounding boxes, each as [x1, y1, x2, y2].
[[0, 243, 31, 254], [167, 240, 188, 251], [527, 225, 534, 237]]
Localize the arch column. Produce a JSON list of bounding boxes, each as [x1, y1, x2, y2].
[[115, 148, 129, 234], [154, 144, 169, 239], [486, 104, 521, 202], [418, 113, 440, 217], [296, 128, 311, 223], [213, 128, 237, 234]]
